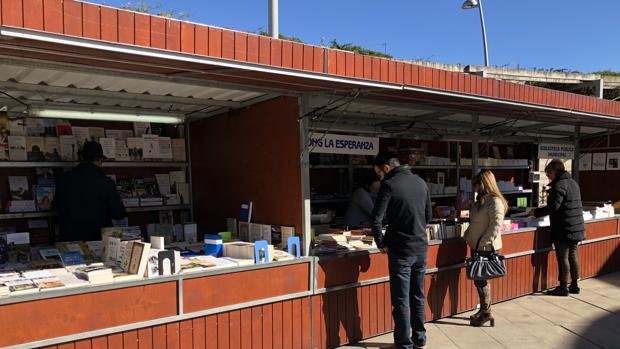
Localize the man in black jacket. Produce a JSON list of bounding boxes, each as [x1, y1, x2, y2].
[[372, 152, 432, 349], [533, 159, 585, 296], [56, 141, 126, 241]]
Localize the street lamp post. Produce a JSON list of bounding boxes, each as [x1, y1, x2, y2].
[[268, 0, 279, 39], [462, 0, 489, 67]]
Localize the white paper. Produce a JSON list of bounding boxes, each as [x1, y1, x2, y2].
[[9, 119, 25, 136], [89, 127, 105, 140], [99, 138, 116, 159], [6, 232, 30, 245], [578, 153, 592, 171], [169, 171, 186, 186], [71, 127, 90, 147], [126, 138, 143, 161], [133, 122, 151, 137], [60, 135, 77, 161], [44, 137, 61, 160], [143, 134, 160, 159], [106, 129, 134, 140]]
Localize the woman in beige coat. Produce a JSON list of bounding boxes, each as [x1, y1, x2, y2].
[[463, 170, 508, 327]]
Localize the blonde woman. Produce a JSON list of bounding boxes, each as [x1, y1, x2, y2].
[[463, 170, 508, 327]]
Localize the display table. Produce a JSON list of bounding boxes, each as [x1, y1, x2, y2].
[[1, 218, 619, 349]]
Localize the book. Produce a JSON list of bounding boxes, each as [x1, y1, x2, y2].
[[127, 242, 145, 274], [99, 138, 116, 159], [172, 139, 186, 161], [176, 182, 190, 205], [35, 186, 54, 211], [106, 129, 134, 140], [280, 226, 295, 249], [115, 140, 130, 161], [239, 222, 250, 242], [133, 122, 151, 137], [133, 178, 146, 197], [33, 276, 65, 290], [0, 115, 9, 160], [48, 269, 89, 288], [22, 270, 53, 279], [55, 122, 72, 136], [8, 135, 27, 161], [249, 223, 262, 242], [44, 137, 61, 161], [183, 223, 197, 243], [144, 177, 160, 197], [134, 242, 151, 277], [159, 137, 172, 160], [26, 136, 45, 161], [59, 135, 77, 161], [169, 171, 186, 187], [155, 174, 171, 195], [89, 127, 105, 141], [240, 201, 253, 223], [36, 168, 55, 186], [71, 126, 90, 148], [9, 176, 32, 200], [39, 248, 62, 261], [5, 278, 38, 294], [9, 119, 25, 136], [126, 137, 143, 161], [60, 251, 86, 266], [74, 265, 114, 284], [26, 118, 45, 136], [143, 134, 160, 158], [116, 178, 134, 198], [260, 224, 272, 243]]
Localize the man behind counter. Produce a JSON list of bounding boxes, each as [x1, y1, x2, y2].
[[56, 141, 126, 241]]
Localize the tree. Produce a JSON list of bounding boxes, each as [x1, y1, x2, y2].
[[121, 1, 189, 19]]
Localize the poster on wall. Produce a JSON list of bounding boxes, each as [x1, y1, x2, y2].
[[307, 133, 379, 156], [578, 153, 592, 171], [538, 143, 575, 159], [592, 153, 607, 171], [606, 153, 620, 171]]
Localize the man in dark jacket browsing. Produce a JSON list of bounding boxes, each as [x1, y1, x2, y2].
[[371, 152, 432, 349], [56, 141, 126, 241], [531, 159, 585, 296]]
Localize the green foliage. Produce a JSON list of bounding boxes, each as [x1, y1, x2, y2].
[[329, 40, 393, 59], [121, 1, 189, 19], [594, 70, 620, 77], [258, 31, 304, 43]]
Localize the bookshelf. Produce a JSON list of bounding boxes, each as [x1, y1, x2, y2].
[[0, 205, 191, 220], [0, 162, 188, 168]]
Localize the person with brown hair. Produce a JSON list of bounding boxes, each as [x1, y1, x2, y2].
[[463, 170, 508, 327], [530, 159, 585, 296]]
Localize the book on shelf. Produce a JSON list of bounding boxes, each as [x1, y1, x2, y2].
[[71, 127, 90, 149], [99, 138, 116, 159], [9, 176, 33, 200], [26, 136, 45, 161], [249, 223, 262, 242], [158, 137, 172, 160], [126, 137, 144, 161], [260, 224, 272, 243], [127, 242, 151, 277], [74, 265, 114, 284], [133, 122, 151, 137], [43, 137, 61, 161], [55, 122, 72, 136], [21, 269, 53, 279], [8, 135, 27, 161], [155, 174, 171, 196], [35, 186, 54, 211], [25, 118, 45, 136], [147, 249, 181, 277], [238, 222, 250, 242], [106, 129, 134, 140], [36, 168, 55, 187], [176, 182, 190, 205], [169, 171, 186, 188], [115, 140, 130, 161], [59, 135, 77, 161], [9, 118, 26, 136], [143, 134, 160, 159], [89, 127, 105, 141], [5, 278, 38, 294], [171, 139, 186, 161], [48, 268, 89, 288], [133, 177, 146, 197], [33, 276, 65, 291], [144, 177, 161, 197], [240, 200, 253, 223], [183, 223, 197, 243]]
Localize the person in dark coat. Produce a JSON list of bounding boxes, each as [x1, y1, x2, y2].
[[532, 159, 585, 296], [56, 141, 126, 241], [371, 152, 432, 349]]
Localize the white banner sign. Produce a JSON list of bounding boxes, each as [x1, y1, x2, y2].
[[308, 133, 379, 156], [538, 143, 575, 159]]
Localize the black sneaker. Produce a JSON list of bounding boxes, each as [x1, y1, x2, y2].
[[547, 286, 569, 296], [569, 285, 580, 294]]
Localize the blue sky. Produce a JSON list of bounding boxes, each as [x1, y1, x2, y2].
[[95, 0, 620, 73]]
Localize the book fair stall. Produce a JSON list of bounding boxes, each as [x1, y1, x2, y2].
[[0, 1, 619, 348]]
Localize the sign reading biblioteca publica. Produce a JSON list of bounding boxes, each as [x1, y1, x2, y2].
[[538, 143, 575, 159], [308, 133, 379, 156]]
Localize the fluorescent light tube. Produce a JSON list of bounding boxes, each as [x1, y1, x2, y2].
[[29, 107, 184, 124]]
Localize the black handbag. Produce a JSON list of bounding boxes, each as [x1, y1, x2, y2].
[[466, 236, 507, 281]]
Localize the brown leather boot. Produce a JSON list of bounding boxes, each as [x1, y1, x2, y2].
[[471, 285, 495, 327]]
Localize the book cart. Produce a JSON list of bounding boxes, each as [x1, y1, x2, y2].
[[0, 1, 619, 348]]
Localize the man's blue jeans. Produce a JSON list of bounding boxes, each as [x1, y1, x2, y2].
[[388, 252, 427, 349]]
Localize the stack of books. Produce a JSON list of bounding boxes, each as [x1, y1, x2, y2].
[[316, 234, 351, 253], [73, 265, 114, 285]]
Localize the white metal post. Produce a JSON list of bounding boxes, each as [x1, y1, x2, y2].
[[268, 0, 279, 39], [478, 0, 490, 67], [298, 96, 311, 256]]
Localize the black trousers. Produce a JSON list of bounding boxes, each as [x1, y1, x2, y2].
[[554, 240, 580, 286]]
